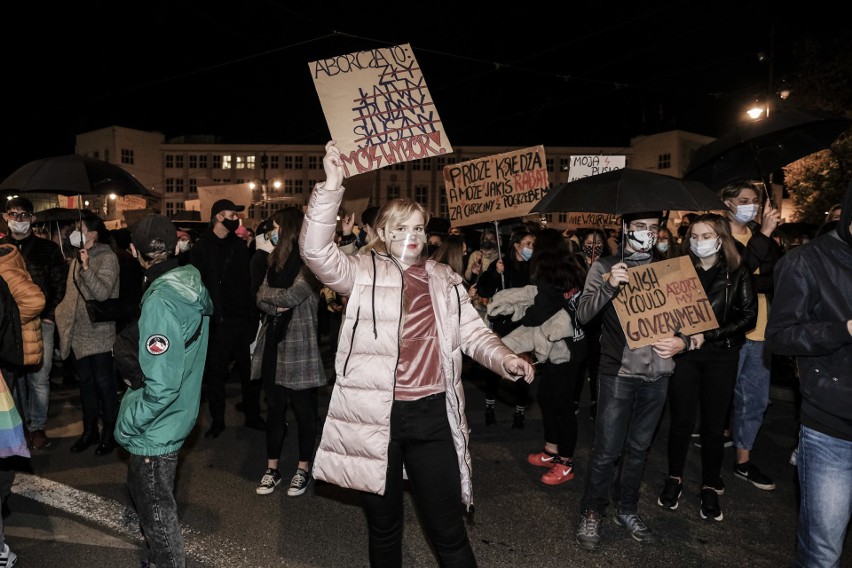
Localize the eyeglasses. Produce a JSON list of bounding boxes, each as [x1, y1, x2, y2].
[[628, 223, 659, 232], [5, 211, 32, 221]]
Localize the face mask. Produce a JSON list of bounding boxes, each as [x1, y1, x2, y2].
[[731, 204, 758, 224], [7, 220, 31, 235], [583, 244, 603, 258], [519, 247, 533, 261], [69, 230, 85, 249], [386, 230, 426, 264], [222, 218, 240, 233], [626, 230, 656, 253], [426, 243, 440, 257], [178, 240, 191, 253], [656, 241, 670, 253], [690, 237, 721, 258], [270, 231, 279, 246]]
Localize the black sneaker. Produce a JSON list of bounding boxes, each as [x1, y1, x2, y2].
[[256, 468, 282, 495], [734, 461, 776, 490], [657, 477, 683, 510], [575, 509, 602, 551], [512, 411, 525, 429], [485, 406, 496, 426], [614, 513, 656, 543], [699, 487, 724, 521], [287, 468, 311, 497]]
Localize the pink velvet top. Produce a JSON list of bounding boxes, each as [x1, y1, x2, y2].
[[394, 261, 445, 401]]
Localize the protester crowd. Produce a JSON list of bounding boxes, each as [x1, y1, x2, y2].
[[0, 147, 850, 567]]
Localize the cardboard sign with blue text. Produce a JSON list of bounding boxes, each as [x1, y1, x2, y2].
[[310, 43, 452, 178], [442, 145, 549, 227], [611, 256, 718, 349]]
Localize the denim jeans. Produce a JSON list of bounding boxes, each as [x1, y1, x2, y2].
[[128, 452, 184, 568], [580, 374, 669, 515], [732, 339, 771, 451], [361, 393, 476, 568], [796, 426, 852, 568], [74, 350, 119, 427], [13, 320, 54, 431]]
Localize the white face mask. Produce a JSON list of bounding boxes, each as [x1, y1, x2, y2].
[[656, 241, 670, 253], [731, 203, 758, 224], [626, 229, 657, 253], [178, 240, 191, 253], [690, 237, 721, 258], [386, 229, 426, 265], [7, 220, 31, 235], [519, 247, 533, 261], [69, 230, 86, 249]]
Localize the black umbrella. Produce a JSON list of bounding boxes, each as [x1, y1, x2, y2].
[[684, 109, 852, 190], [32, 207, 92, 224], [0, 154, 154, 197], [531, 169, 724, 215]]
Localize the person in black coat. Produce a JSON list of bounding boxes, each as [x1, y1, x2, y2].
[[189, 199, 264, 437], [657, 213, 757, 522]]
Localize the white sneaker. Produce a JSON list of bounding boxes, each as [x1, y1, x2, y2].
[[256, 468, 282, 495], [790, 447, 799, 467], [0, 543, 17, 567], [287, 468, 311, 497]]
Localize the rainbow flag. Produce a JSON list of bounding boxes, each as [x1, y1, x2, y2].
[[0, 385, 30, 459]]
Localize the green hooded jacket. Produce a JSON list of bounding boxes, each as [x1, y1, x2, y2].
[[115, 264, 213, 456]]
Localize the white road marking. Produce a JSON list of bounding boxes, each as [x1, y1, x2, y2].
[[11, 473, 255, 567]]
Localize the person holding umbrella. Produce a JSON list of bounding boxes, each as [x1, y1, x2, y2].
[[720, 180, 782, 492], [575, 210, 692, 551]]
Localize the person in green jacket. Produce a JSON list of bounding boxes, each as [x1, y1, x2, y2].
[[115, 214, 212, 568]]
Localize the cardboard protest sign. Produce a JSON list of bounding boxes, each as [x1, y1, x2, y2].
[[196, 183, 253, 222], [566, 212, 621, 230], [612, 256, 719, 349], [310, 43, 452, 178], [567, 155, 626, 182], [442, 145, 549, 227]]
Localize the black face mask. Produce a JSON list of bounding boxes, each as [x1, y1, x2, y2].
[[426, 244, 440, 257], [480, 240, 496, 250], [222, 218, 240, 233]]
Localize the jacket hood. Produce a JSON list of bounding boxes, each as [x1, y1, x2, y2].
[[143, 264, 213, 315], [837, 179, 852, 247]]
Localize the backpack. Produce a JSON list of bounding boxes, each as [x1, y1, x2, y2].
[[113, 317, 202, 390]]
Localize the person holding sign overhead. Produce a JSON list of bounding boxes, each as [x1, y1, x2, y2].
[[575, 211, 691, 551], [657, 213, 756, 522], [300, 141, 534, 567]]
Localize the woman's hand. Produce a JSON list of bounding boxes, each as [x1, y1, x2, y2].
[[690, 333, 705, 350], [323, 141, 344, 191], [341, 212, 355, 235], [495, 259, 505, 274], [79, 247, 89, 271], [652, 336, 688, 359], [503, 354, 535, 383]]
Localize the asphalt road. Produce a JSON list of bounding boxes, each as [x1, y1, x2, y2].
[[4, 351, 843, 568]]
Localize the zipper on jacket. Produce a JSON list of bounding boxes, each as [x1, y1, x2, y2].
[[342, 306, 360, 376]]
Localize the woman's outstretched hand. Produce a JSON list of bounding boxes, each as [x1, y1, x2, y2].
[[323, 140, 344, 191], [503, 354, 535, 383]]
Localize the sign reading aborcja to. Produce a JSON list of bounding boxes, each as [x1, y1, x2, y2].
[[310, 43, 452, 178], [442, 145, 549, 226], [612, 256, 719, 349]]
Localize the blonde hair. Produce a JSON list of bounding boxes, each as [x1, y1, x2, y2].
[[363, 198, 429, 256]]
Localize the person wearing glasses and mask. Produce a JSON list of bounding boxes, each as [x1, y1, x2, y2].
[[1, 197, 68, 451], [720, 180, 782, 493], [575, 211, 691, 551]]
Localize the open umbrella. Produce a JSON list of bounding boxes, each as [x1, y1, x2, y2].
[[530, 169, 724, 215], [684, 109, 851, 190], [0, 154, 154, 197], [32, 207, 92, 224]]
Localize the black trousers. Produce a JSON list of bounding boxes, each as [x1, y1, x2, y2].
[[264, 384, 318, 462], [361, 393, 476, 568], [204, 318, 261, 424]]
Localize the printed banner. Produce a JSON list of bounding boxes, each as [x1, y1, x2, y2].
[[310, 43, 452, 178], [442, 145, 549, 226], [611, 256, 719, 349]]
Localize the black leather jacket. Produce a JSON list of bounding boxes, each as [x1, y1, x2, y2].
[[697, 261, 757, 350], [0, 232, 68, 321]]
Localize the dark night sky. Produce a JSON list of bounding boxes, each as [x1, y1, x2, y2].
[[2, 1, 844, 178]]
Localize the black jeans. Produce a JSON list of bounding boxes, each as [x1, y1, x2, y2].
[[264, 384, 318, 462], [127, 452, 183, 567], [361, 393, 476, 568], [666, 346, 738, 487], [537, 356, 584, 458], [74, 351, 119, 427], [204, 318, 260, 424]]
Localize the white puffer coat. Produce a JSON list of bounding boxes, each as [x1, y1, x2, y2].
[[300, 182, 520, 510]]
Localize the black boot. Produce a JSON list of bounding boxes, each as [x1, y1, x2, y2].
[[95, 422, 117, 455], [70, 423, 100, 453]]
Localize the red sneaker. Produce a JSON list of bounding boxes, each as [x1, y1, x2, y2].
[[527, 451, 559, 468], [541, 461, 574, 485]]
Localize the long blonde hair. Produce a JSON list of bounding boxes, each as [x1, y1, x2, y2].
[[363, 198, 429, 256]]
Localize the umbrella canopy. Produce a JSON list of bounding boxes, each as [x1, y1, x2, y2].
[[32, 207, 92, 224], [531, 169, 724, 215], [684, 109, 852, 190], [0, 155, 154, 197]]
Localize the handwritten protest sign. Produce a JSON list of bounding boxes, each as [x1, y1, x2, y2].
[[442, 146, 549, 226], [612, 256, 719, 349], [196, 183, 253, 222], [566, 212, 621, 230], [310, 43, 452, 178], [567, 155, 626, 182]]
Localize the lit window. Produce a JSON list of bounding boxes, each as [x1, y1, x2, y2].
[[222, 155, 232, 170]]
